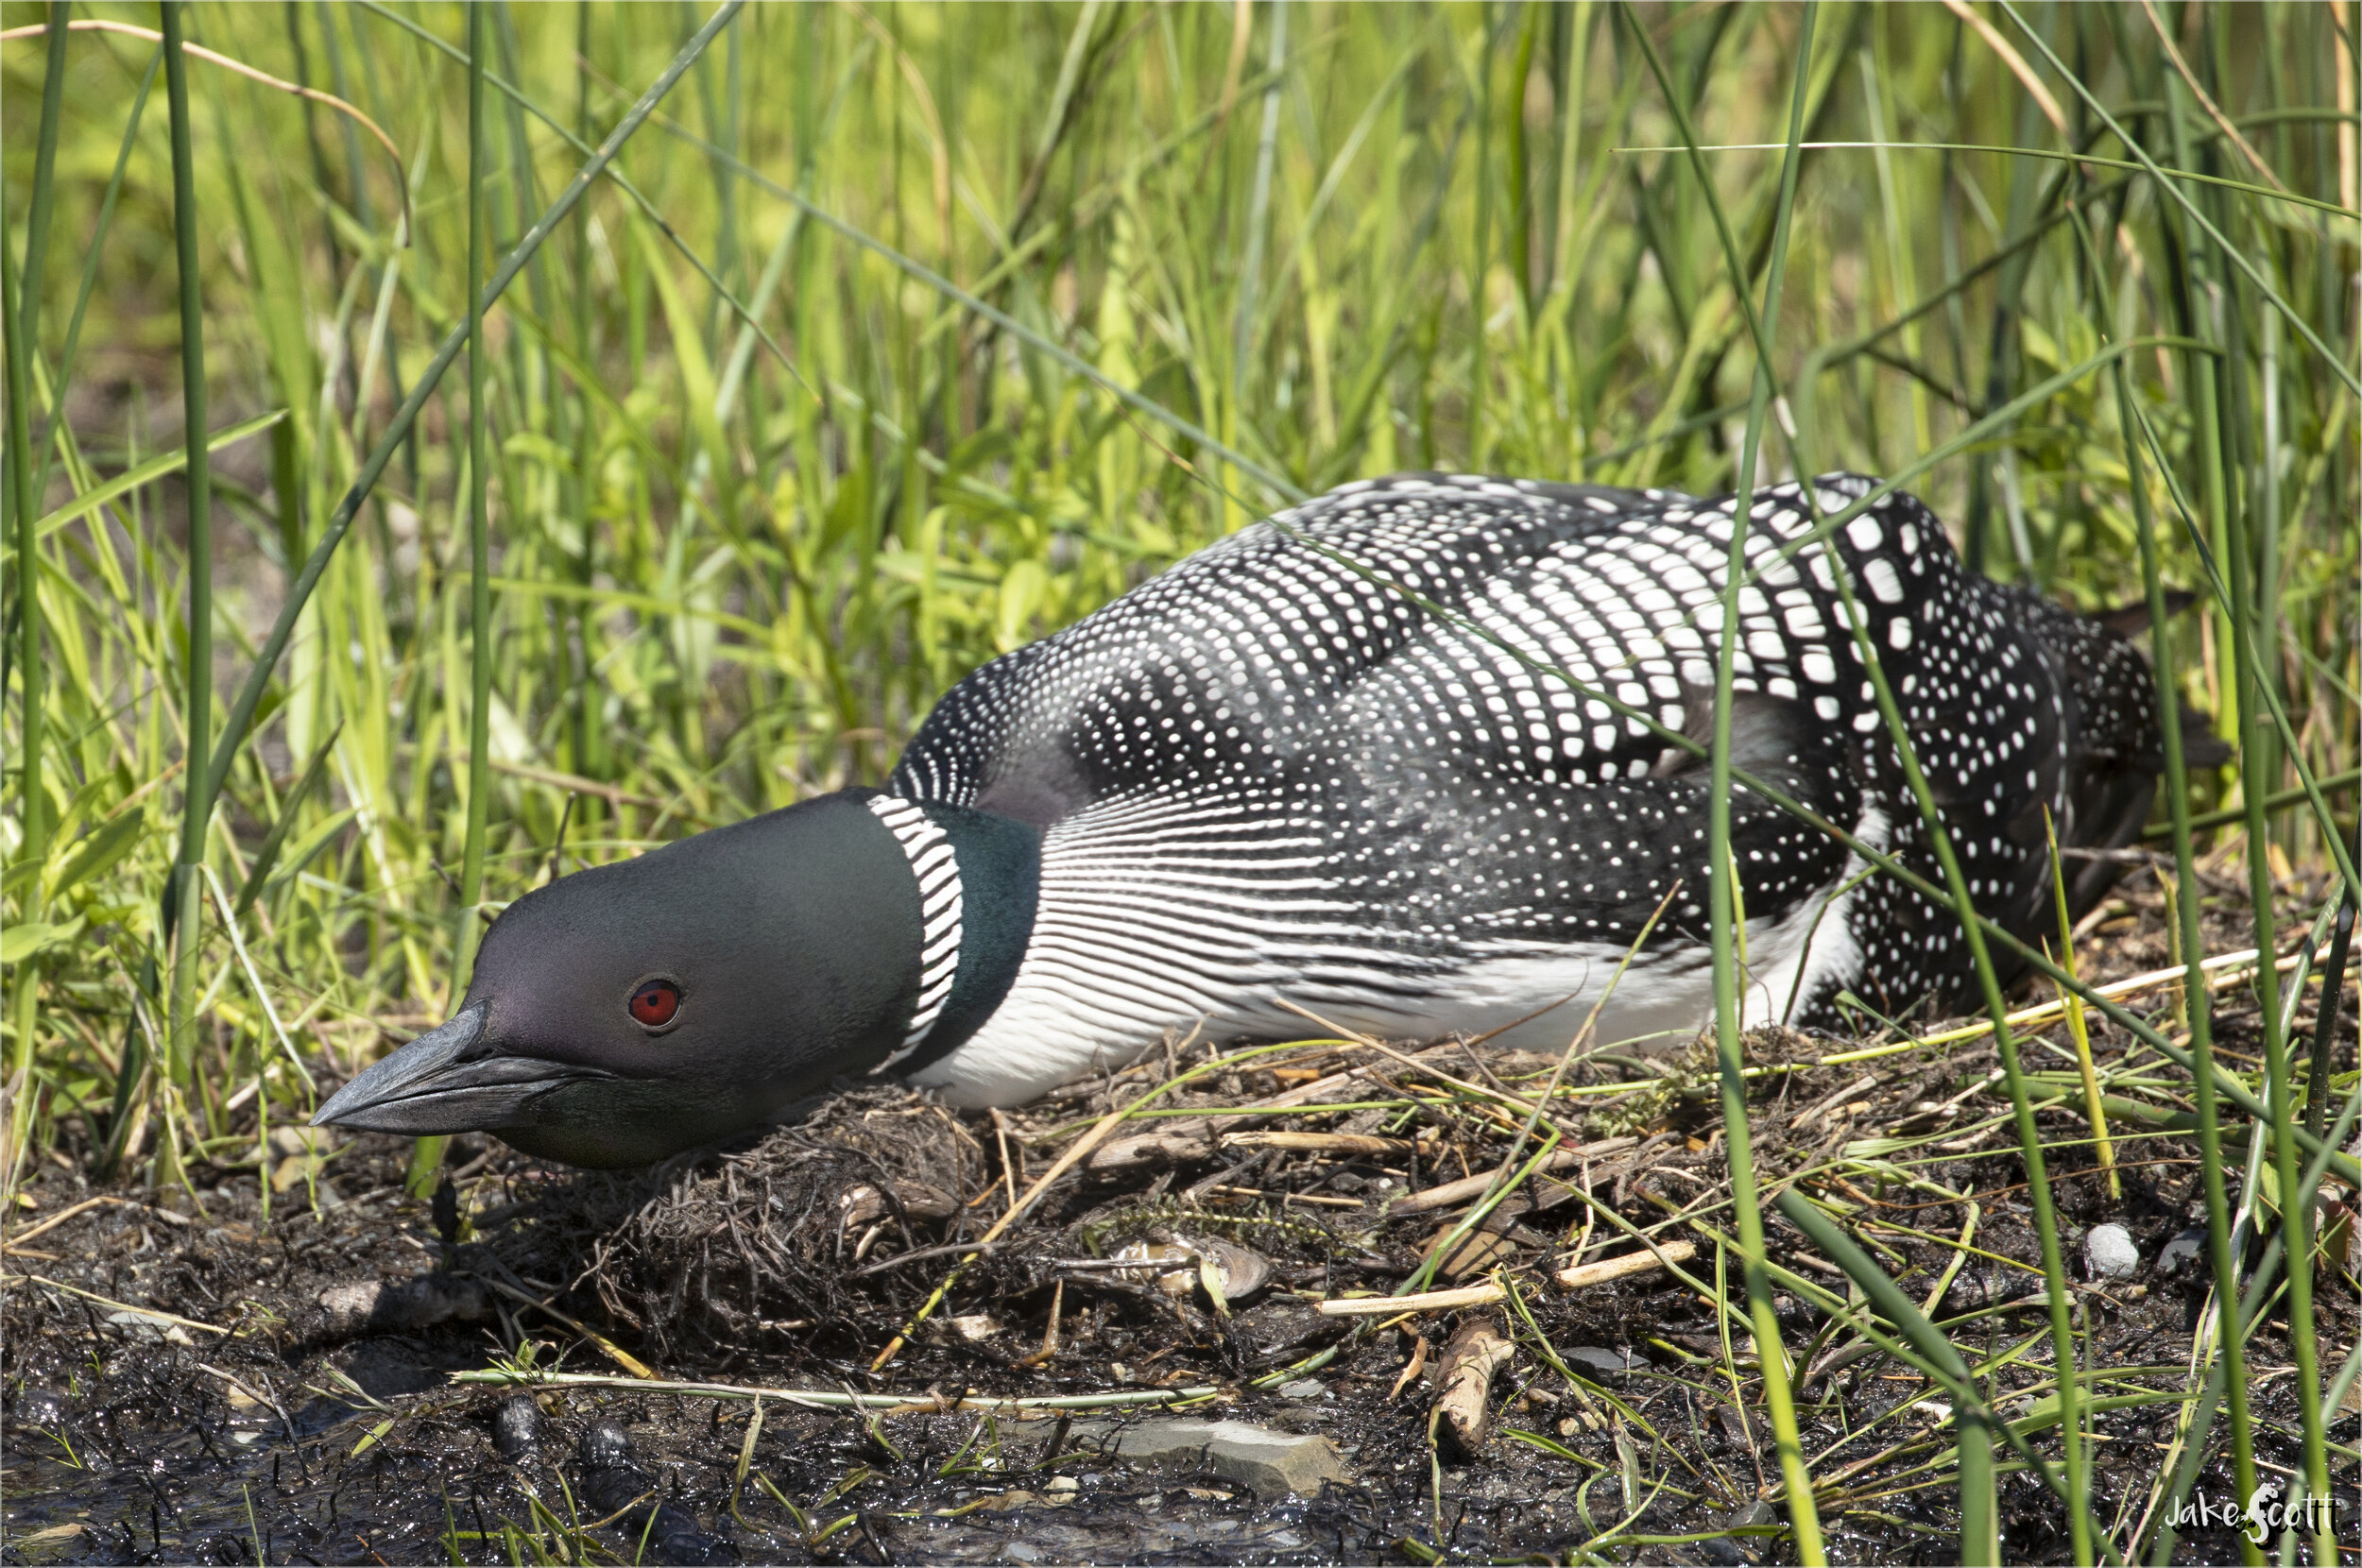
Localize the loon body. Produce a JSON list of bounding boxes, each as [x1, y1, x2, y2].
[[318, 473, 2166, 1165]]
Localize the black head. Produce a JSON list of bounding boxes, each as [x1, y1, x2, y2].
[[313, 791, 922, 1167]]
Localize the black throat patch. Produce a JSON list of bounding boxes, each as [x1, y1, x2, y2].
[[864, 797, 1040, 1076]]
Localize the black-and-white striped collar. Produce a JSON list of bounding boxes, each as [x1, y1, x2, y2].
[[864, 795, 963, 1068]]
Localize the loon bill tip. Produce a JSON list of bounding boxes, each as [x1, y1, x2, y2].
[[311, 1004, 559, 1135]]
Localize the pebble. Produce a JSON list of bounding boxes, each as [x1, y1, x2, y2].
[[1713, 1499, 1777, 1530], [1564, 1346, 1643, 1386], [1068, 1417, 1348, 1495], [492, 1396, 540, 1458], [1274, 1379, 1328, 1400], [2084, 1223, 2140, 1279], [577, 1419, 634, 1471], [572, 1422, 732, 1564], [102, 1309, 194, 1346], [316, 1274, 491, 1337], [2155, 1227, 2205, 1277]]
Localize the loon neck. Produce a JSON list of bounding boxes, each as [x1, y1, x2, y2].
[[864, 794, 1040, 1074]]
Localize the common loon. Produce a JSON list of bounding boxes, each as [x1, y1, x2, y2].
[[316, 472, 2169, 1167]]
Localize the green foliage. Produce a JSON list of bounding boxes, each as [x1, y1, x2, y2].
[[2, 6, 2357, 1558]]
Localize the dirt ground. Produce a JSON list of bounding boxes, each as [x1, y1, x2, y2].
[[4, 866, 2357, 1565]]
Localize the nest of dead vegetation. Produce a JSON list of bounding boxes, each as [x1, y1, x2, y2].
[[481, 1031, 1776, 1370], [484, 1083, 987, 1356]]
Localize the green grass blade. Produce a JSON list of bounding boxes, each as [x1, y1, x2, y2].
[[1996, 0, 2360, 401], [409, 0, 498, 1199], [29, 46, 161, 518], [15, 3, 72, 358], [1772, 1192, 1995, 1561], [199, 1, 748, 833], [1230, 0, 1286, 417], [161, 0, 214, 1163], [2067, 200, 2260, 1559], [232, 721, 342, 919], [460, 0, 492, 942], [2, 145, 47, 1180], [1618, 4, 1825, 1557], [30, 410, 286, 542]]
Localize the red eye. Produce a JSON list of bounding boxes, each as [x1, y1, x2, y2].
[[629, 980, 680, 1029]]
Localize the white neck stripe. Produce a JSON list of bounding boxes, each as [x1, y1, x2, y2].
[[866, 795, 963, 1067]]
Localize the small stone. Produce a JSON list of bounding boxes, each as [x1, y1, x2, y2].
[[1713, 1499, 1777, 1531], [317, 1274, 491, 1337], [103, 1309, 193, 1346], [2155, 1227, 2205, 1277], [1274, 1378, 1327, 1400], [577, 1419, 633, 1471], [2085, 1223, 2140, 1280], [1005, 1543, 1041, 1562], [1565, 1346, 1642, 1385], [1043, 1474, 1078, 1495], [492, 1396, 540, 1457], [1070, 1417, 1349, 1495]]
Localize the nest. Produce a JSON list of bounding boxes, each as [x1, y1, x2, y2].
[[474, 1036, 1735, 1367], [466, 1013, 2159, 1377], [490, 1083, 986, 1357]]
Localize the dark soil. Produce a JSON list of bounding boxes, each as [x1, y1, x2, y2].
[[5, 863, 2357, 1565]]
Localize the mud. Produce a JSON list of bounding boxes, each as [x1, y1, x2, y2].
[[5, 867, 2357, 1565]]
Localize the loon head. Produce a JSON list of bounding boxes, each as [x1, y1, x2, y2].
[[313, 791, 1036, 1167]]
